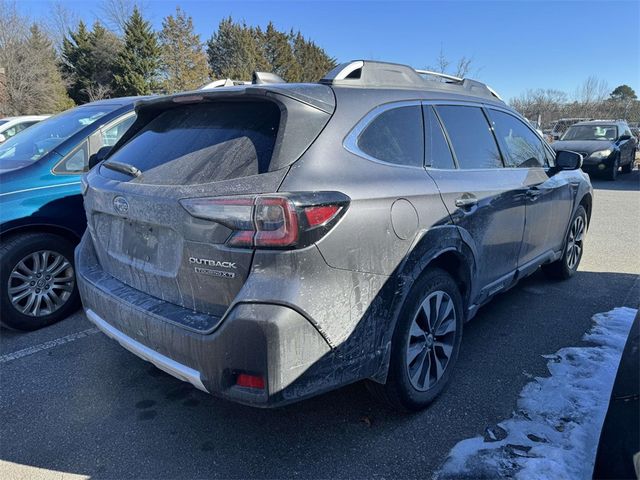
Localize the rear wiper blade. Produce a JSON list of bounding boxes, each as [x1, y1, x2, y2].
[[102, 160, 142, 178]]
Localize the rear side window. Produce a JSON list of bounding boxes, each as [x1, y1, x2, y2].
[[102, 101, 280, 185], [489, 109, 546, 168], [357, 105, 423, 167], [436, 106, 503, 169], [424, 106, 454, 169]]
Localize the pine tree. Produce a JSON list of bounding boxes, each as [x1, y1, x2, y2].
[[61, 20, 92, 103], [86, 22, 121, 100], [206, 18, 269, 81], [61, 21, 121, 103], [113, 7, 161, 96], [159, 7, 211, 93], [263, 22, 301, 82], [292, 32, 337, 82], [26, 25, 74, 112]]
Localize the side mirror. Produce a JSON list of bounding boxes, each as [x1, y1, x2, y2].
[[88, 146, 112, 170], [618, 134, 631, 141], [555, 150, 582, 171]]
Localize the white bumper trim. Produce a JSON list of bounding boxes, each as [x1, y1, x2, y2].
[[86, 309, 208, 393]]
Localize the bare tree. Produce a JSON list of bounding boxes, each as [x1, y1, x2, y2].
[[434, 45, 449, 74], [98, 0, 147, 34], [0, 1, 72, 115], [85, 82, 111, 102], [45, 1, 79, 52], [0, 0, 30, 114], [426, 46, 478, 79], [510, 88, 569, 124], [454, 56, 474, 78], [574, 76, 611, 117]]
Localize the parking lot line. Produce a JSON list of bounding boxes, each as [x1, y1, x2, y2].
[[0, 328, 98, 364]]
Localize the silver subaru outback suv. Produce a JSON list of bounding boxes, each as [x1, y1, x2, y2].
[[77, 61, 592, 410]]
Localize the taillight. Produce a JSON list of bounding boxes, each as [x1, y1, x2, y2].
[[254, 197, 299, 247], [180, 192, 349, 249]]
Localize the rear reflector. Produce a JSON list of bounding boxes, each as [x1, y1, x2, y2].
[[236, 373, 265, 390], [304, 205, 341, 227]]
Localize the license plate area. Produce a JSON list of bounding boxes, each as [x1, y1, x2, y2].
[[122, 220, 160, 263]]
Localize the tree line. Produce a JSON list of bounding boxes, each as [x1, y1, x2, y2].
[[510, 81, 639, 127], [0, 1, 336, 115]]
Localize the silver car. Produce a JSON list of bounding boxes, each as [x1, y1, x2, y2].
[[77, 61, 592, 410]]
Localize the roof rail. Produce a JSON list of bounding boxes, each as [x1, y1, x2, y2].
[[252, 71, 286, 85], [321, 60, 503, 101], [200, 78, 250, 90], [415, 69, 462, 82]]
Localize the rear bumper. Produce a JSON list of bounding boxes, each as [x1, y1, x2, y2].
[[76, 234, 335, 407], [86, 308, 208, 393]]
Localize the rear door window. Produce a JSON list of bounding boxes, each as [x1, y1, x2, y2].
[[488, 109, 547, 168], [424, 106, 455, 169], [357, 105, 424, 167], [101, 101, 280, 185], [52, 141, 88, 174], [436, 105, 503, 169]]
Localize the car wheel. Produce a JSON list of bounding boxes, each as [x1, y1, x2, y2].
[[605, 155, 619, 180], [542, 206, 587, 280], [621, 155, 634, 174], [367, 268, 463, 411], [0, 233, 80, 331]]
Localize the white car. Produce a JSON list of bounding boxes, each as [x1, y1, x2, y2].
[[0, 115, 50, 144]]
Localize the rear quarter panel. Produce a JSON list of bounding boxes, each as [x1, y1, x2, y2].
[[0, 180, 85, 239]]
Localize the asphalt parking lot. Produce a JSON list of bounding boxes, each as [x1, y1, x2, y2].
[[1, 170, 639, 480]]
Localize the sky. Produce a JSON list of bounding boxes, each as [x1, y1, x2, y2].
[[18, 0, 640, 101]]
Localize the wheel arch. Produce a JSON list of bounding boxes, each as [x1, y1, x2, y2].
[[366, 227, 476, 383], [0, 223, 82, 245], [578, 192, 593, 226]]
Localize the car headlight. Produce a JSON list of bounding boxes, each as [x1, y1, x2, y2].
[[590, 149, 612, 159]]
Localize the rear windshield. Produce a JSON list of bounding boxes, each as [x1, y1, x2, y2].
[[101, 101, 280, 185]]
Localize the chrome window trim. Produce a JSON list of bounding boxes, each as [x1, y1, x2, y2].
[[344, 99, 544, 171], [342, 100, 425, 170]]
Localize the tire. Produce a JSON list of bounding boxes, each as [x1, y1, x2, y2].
[[605, 155, 619, 180], [367, 268, 463, 411], [621, 155, 634, 174], [1, 233, 80, 331], [542, 206, 587, 280]]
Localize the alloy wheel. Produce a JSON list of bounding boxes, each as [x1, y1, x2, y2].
[[406, 290, 457, 391], [566, 215, 585, 270], [8, 250, 75, 317]]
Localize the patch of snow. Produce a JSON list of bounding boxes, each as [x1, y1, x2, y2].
[[437, 307, 637, 480]]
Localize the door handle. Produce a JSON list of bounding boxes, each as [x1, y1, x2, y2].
[[455, 195, 478, 208], [526, 187, 542, 200]]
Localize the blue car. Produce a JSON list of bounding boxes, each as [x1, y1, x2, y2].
[[0, 97, 141, 330]]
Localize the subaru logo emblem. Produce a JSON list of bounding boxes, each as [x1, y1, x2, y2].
[[113, 196, 129, 215]]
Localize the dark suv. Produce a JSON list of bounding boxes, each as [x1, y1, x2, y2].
[[77, 61, 593, 410]]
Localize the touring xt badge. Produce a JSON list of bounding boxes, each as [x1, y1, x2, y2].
[[189, 257, 236, 279]]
